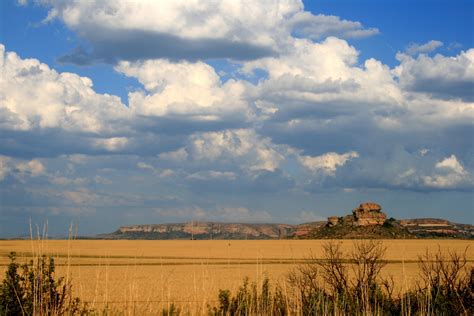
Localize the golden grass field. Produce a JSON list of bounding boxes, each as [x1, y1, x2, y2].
[[1, 239, 473, 313]]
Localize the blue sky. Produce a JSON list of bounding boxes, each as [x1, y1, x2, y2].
[[0, 0, 473, 237]]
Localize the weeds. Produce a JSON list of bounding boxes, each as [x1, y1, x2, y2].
[[210, 240, 473, 315], [208, 276, 287, 316], [0, 252, 89, 315]]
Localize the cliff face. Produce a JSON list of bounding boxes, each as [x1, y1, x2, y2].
[[110, 222, 324, 240], [398, 218, 473, 238]]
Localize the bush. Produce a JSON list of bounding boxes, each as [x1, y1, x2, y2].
[[287, 240, 394, 315], [0, 252, 89, 315], [403, 247, 473, 315], [208, 276, 286, 316], [210, 241, 473, 315]]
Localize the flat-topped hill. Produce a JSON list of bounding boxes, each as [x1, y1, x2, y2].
[[100, 222, 326, 240], [98, 202, 473, 240]]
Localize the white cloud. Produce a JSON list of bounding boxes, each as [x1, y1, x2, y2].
[[288, 12, 379, 40], [116, 59, 251, 121], [93, 137, 129, 152], [298, 151, 359, 176], [244, 37, 404, 121], [43, 0, 297, 45], [423, 155, 470, 189], [422, 174, 467, 189], [394, 49, 474, 101], [188, 129, 284, 172], [38, 0, 378, 63], [405, 40, 443, 56], [15, 159, 45, 177], [1, 8, 473, 202], [0, 45, 128, 132], [245, 37, 359, 81], [435, 155, 466, 174], [0, 156, 45, 181]]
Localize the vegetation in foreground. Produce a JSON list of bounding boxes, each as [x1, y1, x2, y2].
[[0, 253, 89, 315], [1, 241, 472, 315], [209, 241, 473, 316]]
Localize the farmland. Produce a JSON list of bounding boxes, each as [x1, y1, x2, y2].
[[1, 239, 473, 313]]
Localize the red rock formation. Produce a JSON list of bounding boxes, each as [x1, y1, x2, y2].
[[352, 202, 386, 226]]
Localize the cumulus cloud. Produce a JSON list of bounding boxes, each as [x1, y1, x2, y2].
[[36, 0, 378, 64], [405, 40, 443, 56], [0, 45, 128, 132], [435, 154, 466, 174], [0, 45, 206, 157], [116, 59, 252, 122], [298, 151, 359, 176], [244, 37, 403, 125], [0, 156, 45, 181], [422, 155, 471, 189], [186, 129, 285, 172], [39, 0, 293, 62], [15, 159, 45, 177], [2, 39, 472, 196], [395, 49, 474, 101]]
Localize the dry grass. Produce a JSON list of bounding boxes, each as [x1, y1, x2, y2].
[[1, 239, 473, 313]]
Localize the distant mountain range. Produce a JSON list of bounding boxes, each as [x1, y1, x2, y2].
[[98, 203, 473, 240]]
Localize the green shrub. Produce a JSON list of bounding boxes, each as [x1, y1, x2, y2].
[[0, 252, 89, 315]]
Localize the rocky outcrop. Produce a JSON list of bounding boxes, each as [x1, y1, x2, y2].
[[326, 202, 387, 228], [327, 216, 339, 227], [352, 202, 386, 226]]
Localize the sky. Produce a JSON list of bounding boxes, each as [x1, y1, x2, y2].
[[0, 0, 473, 237]]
